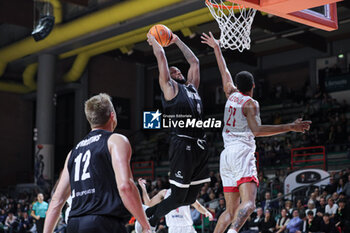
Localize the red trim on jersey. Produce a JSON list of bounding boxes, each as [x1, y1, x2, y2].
[[223, 176, 259, 193], [239, 92, 249, 96], [237, 176, 259, 187], [223, 186, 239, 193], [241, 99, 252, 117]]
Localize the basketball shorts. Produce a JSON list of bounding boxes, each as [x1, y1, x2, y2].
[[168, 136, 210, 188], [220, 143, 259, 192], [67, 215, 127, 233], [168, 226, 197, 233]]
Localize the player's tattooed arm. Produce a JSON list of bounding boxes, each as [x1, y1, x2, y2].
[[201, 32, 237, 98], [172, 34, 200, 89]]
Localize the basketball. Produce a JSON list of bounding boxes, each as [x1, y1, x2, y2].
[[148, 24, 173, 47]]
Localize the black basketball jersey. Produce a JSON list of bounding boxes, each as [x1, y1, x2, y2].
[[68, 129, 129, 220], [161, 83, 205, 138]]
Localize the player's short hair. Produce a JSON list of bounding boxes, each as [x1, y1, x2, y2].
[[234, 71, 254, 93], [84, 93, 115, 127], [307, 210, 314, 216]]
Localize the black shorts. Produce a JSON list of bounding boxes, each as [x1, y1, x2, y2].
[[67, 215, 127, 233], [168, 135, 210, 188]]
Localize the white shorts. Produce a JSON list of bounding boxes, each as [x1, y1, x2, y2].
[[168, 226, 196, 233], [220, 143, 259, 192]]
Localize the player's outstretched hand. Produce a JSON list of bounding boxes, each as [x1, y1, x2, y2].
[[201, 32, 220, 49], [165, 33, 178, 47], [147, 33, 157, 46], [205, 211, 214, 221], [138, 178, 147, 190], [290, 118, 312, 133]]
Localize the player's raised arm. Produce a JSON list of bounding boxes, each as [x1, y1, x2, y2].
[[147, 34, 176, 100], [44, 152, 72, 233], [201, 32, 237, 98], [138, 178, 166, 207], [191, 200, 214, 221], [245, 100, 311, 137], [169, 34, 200, 89], [109, 134, 151, 232]]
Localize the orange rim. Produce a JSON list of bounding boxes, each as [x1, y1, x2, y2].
[[205, 0, 243, 9]]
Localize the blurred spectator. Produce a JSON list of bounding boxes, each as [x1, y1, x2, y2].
[[308, 193, 319, 208], [305, 210, 321, 233], [317, 197, 326, 216], [18, 212, 33, 233], [343, 174, 350, 197], [296, 200, 305, 213], [199, 187, 210, 203], [320, 213, 337, 233], [325, 198, 338, 217], [261, 192, 278, 211], [306, 201, 317, 217], [334, 199, 350, 233], [258, 173, 269, 201], [212, 182, 223, 197], [209, 171, 217, 188], [331, 192, 339, 204], [190, 206, 201, 226], [276, 193, 285, 211], [154, 177, 164, 191], [336, 178, 345, 194], [299, 212, 307, 233], [208, 192, 219, 213], [286, 210, 302, 233], [241, 207, 264, 233], [0, 209, 7, 224], [325, 177, 337, 196], [215, 198, 226, 220], [275, 209, 290, 233], [284, 200, 293, 217], [5, 212, 17, 233], [260, 209, 275, 233]]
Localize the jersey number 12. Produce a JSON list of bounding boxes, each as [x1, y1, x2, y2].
[[74, 150, 91, 182]]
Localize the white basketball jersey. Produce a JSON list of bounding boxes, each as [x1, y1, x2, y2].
[[164, 189, 193, 227], [222, 92, 261, 148]]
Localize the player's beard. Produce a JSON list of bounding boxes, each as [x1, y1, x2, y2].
[[173, 78, 186, 85]]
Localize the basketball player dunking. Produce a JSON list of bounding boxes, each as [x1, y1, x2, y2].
[[43, 93, 151, 233], [146, 33, 210, 227], [201, 32, 312, 233]]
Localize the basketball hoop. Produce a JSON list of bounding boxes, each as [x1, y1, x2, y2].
[[206, 0, 256, 52]]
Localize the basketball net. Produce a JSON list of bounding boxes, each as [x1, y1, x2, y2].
[[206, 0, 256, 52]]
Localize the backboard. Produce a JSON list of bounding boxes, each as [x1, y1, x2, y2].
[[227, 0, 342, 31]]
